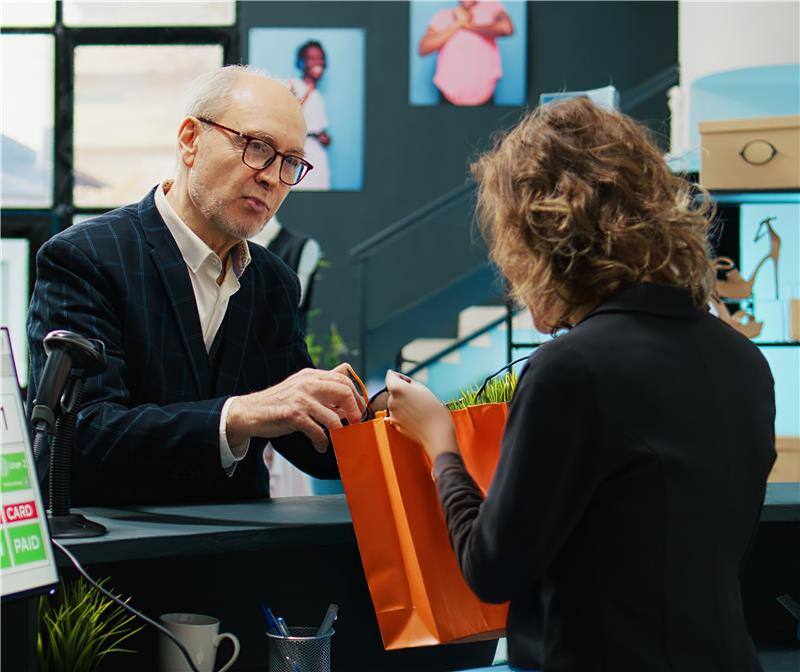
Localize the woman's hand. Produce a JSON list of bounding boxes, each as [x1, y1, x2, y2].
[[385, 370, 459, 462]]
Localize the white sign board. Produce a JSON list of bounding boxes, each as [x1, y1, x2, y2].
[[0, 327, 58, 598]]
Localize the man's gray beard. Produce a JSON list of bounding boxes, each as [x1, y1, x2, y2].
[[213, 211, 268, 241], [189, 181, 267, 240]]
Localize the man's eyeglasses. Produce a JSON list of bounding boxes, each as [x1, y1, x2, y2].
[[196, 117, 313, 186]]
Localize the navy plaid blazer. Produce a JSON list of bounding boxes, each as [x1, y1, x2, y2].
[[27, 187, 338, 505]]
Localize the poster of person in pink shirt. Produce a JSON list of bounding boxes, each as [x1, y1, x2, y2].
[[411, 1, 527, 106]]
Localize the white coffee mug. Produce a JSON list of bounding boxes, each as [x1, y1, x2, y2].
[[159, 613, 240, 672]]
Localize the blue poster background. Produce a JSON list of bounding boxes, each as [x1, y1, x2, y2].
[[249, 28, 365, 191]]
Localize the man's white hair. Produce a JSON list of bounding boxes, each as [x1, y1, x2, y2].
[[183, 64, 291, 121]]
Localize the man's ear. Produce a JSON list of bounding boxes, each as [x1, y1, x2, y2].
[[176, 117, 201, 167]]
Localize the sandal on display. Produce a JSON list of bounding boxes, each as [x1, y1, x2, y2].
[[714, 217, 781, 300], [713, 295, 764, 339]]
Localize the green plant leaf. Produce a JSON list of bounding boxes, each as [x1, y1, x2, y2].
[[305, 321, 355, 370], [446, 370, 518, 410], [37, 577, 143, 672]]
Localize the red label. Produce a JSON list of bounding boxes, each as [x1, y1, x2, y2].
[[3, 501, 38, 524]]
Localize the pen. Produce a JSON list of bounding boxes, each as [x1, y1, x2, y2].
[[316, 603, 339, 637], [263, 607, 303, 670], [276, 616, 291, 638], [260, 604, 281, 636]]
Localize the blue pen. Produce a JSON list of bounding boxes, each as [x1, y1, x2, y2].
[[260, 604, 282, 635], [264, 607, 303, 670]]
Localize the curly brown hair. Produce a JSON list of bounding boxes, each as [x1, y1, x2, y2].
[[471, 97, 715, 333]]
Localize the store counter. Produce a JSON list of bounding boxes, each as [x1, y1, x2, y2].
[[57, 485, 798, 671], [55, 495, 497, 672], [7, 485, 797, 672], [59, 483, 800, 566]]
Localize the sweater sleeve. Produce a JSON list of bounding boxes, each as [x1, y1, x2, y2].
[[434, 344, 606, 604]]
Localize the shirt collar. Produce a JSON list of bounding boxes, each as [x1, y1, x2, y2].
[[154, 180, 251, 278], [230, 236, 251, 279], [581, 282, 706, 323]]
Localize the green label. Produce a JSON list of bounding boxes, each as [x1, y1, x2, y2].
[[0, 530, 10, 569], [8, 523, 46, 565], [0, 452, 30, 492]]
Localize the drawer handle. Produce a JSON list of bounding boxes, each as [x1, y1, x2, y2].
[[739, 139, 778, 166]]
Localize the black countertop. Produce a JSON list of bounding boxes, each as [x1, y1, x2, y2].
[[59, 483, 799, 567], [58, 494, 354, 566]]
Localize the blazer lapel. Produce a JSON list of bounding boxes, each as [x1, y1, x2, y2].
[[138, 191, 210, 399], [214, 265, 254, 396]]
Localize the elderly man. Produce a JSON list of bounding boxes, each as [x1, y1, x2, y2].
[[27, 66, 363, 505]]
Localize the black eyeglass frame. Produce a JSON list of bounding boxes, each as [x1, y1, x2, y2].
[[195, 117, 313, 186]]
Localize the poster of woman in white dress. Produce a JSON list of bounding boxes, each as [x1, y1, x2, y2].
[[249, 28, 365, 191], [289, 41, 331, 190]]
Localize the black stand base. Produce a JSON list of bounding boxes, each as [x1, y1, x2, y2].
[[49, 513, 108, 538]]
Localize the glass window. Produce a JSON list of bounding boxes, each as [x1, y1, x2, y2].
[[73, 44, 223, 208], [72, 214, 102, 225], [63, 1, 235, 27], [0, 238, 31, 386], [0, 1, 55, 28], [0, 35, 54, 208]]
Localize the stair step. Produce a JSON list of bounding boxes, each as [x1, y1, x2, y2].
[[498, 309, 534, 331], [409, 368, 429, 384], [458, 305, 507, 340], [401, 338, 461, 368], [402, 306, 508, 373]]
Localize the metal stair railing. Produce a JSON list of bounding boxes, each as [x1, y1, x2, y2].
[[350, 180, 486, 376], [403, 305, 510, 376], [351, 64, 680, 378], [350, 181, 474, 262]]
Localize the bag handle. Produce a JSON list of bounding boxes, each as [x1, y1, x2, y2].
[[340, 366, 388, 423], [473, 355, 530, 400], [357, 356, 531, 423], [345, 366, 369, 404], [361, 388, 389, 423]]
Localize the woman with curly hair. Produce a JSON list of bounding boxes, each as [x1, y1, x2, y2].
[[385, 98, 775, 671]]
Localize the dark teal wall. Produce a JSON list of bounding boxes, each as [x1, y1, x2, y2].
[[238, 1, 678, 359]]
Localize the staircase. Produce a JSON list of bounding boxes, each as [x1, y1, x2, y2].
[[351, 68, 680, 395], [401, 305, 552, 402], [350, 181, 502, 388]]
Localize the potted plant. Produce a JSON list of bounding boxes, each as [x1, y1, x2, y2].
[[37, 577, 142, 672], [304, 321, 353, 369]]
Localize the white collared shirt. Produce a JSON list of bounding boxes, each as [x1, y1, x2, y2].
[[154, 180, 251, 474]]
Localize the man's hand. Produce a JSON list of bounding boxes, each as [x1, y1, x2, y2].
[[226, 363, 366, 452]]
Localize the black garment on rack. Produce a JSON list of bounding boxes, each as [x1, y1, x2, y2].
[[267, 227, 319, 332]]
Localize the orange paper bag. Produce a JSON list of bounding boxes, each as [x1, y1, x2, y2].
[[330, 401, 509, 650]]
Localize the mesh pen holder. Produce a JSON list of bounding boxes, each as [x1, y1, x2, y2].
[[267, 626, 334, 672]]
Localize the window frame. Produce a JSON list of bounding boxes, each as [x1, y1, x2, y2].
[[1, 1, 239, 232]]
